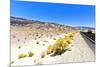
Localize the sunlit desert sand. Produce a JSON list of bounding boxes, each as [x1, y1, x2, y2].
[[11, 23, 95, 66]]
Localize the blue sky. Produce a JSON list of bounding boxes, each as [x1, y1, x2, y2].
[[11, 0, 95, 28]]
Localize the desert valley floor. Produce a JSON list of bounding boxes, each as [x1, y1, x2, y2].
[[11, 23, 95, 66]]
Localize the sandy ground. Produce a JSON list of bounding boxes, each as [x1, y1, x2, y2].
[[11, 26, 95, 66], [35, 33, 95, 65]]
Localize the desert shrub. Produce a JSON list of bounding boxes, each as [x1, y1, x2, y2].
[[18, 53, 27, 59], [69, 34, 73, 39], [53, 38, 56, 40], [66, 37, 72, 44], [34, 38, 37, 40], [28, 51, 34, 57], [43, 44, 45, 46], [66, 48, 72, 51], [36, 41, 39, 44], [36, 33, 39, 36], [62, 40, 68, 48], [47, 45, 54, 54], [46, 32, 77, 55], [18, 46, 21, 49], [12, 35, 16, 38], [67, 40, 71, 44], [11, 61, 15, 64], [17, 39, 20, 42], [41, 52, 45, 58]]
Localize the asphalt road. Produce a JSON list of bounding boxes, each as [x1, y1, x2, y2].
[[80, 32, 95, 54]]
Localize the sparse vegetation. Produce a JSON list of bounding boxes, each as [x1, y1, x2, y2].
[[18, 53, 27, 59], [34, 38, 37, 40], [43, 40, 48, 43], [53, 38, 56, 40], [17, 39, 20, 42], [11, 61, 15, 64], [11, 16, 80, 65], [46, 32, 77, 56], [47, 45, 54, 54], [66, 48, 72, 51], [43, 44, 45, 46], [41, 52, 45, 58], [28, 51, 34, 57], [12, 35, 16, 38], [36, 33, 39, 36], [18, 46, 21, 49], [36, 41, 39, 44]]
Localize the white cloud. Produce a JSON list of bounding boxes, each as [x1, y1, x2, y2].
[[18, 0, 95, 5]]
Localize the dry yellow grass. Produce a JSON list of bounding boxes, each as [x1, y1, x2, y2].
[[46, 32, 77, 55]]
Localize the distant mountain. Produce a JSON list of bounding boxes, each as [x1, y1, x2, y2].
[[10, 16, 77, 31], [10, 16, 34, 24], [10, 16, 67, 26], [75, 26, 95, 30], [10, 16, 51, 24]]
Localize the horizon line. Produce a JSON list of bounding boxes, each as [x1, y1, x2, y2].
[[10, 16, 95, 28]]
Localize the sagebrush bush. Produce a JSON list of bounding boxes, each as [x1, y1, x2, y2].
[[18, 53, 27, 59], [46, 32, 77, 55], [28, 51, 34, 57], [41, 52, 45, 58], [18, 46, 21, 49], [47, 45, 54, 54], [36, 41, 39, 44], [11, 61, 15, 64], [53, 38, 56, 40]]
